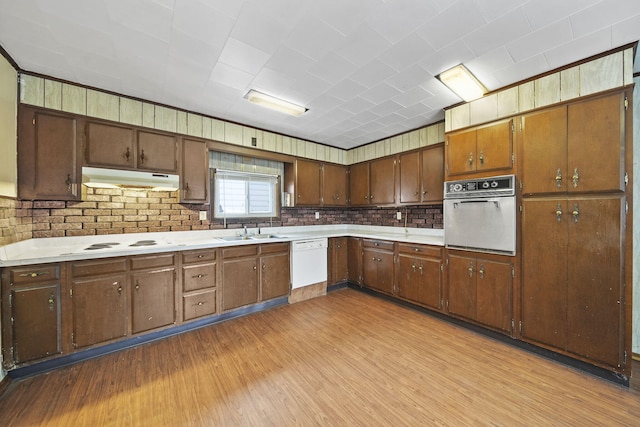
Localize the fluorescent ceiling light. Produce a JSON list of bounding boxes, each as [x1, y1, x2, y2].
[[437, 64, 487, 102], [245, 90, 307, 117]]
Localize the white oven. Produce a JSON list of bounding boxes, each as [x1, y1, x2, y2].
[[443, 174, 516, 256]]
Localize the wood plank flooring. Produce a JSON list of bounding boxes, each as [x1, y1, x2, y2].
[[1, 288, 639, 426]]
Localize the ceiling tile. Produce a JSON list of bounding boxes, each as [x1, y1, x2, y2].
[[505, 18, 573, 63], [218, 37, 270, 75], [464, 7, 532, 56], [416, 0, 487, 51], [569, 0, 640, 39]]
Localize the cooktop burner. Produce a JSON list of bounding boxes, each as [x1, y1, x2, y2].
[[84, 242, 121, 250], [129, 240, 157, 247]]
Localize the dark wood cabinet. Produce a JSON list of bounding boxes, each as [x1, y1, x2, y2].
[[369, 157, 396, 205], [521, 196, 625, 368], [1, 264, 63, 367], [260, 243, 290, 301], [322, 163, 348, 206], [18, 106, 80, 200], [136, 130, 179, 173], [362, 239, 395, 295], [221, 245, 259, 311], [521, 92, 626, 195], [180, 138, 209, 204], [291, 159, 321, 206], [70, 258, 128, 349], [181, 249, 218, 321], [347, 237, 362, 285], [447, 252, 512, 333], [327, 237, 348, 286], [446, 119, 513, 178], [349, 162, 370, 206], [396, 244, 442, 310], [399, 144, 444, 205], [85, 121, 135, 168], [130, 254, 176, 334]]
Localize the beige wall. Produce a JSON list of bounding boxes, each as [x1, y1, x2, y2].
[[0, 54, 17, 197]]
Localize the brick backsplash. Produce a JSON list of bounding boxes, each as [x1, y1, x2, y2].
[[0, 191, 443, 244]]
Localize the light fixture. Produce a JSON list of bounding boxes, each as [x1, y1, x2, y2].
[[436, 64, 487, 102], [245, 90, 307, 117]]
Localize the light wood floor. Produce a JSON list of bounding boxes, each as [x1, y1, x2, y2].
[[1, 288, 639, 426]]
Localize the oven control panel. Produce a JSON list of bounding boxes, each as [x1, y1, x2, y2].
[[444, 174, 515, 198]]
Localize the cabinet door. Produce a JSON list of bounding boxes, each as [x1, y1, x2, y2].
[[261, 252, 290, 300], [295, 159, 321, 206], [181, 138, 208, 203], [137, 130, 178, 173], [567, 92, 626, 193], [399, 151, 421, 204], [476, 119, 513, 173], [349, 162, 370, 206], [447, 254, 476, 320], [417, 257, 442, 310], [397, 254, 420, 301], [475, 258, 512, 332], [322, 163, 348, 206], [421, 145, 444, 203], [10, 283, 61, 363], [370, 157, 395, 205], [131, 269, 176, 334], [328, 237, 348, 285], [222, 258, 258, 310], [18, 107, 79, 200], [347, 237, 362, 284], [521, 199, 567, 349], [182, 263, 216, 292], [363, 248, 394, 294], [521, 106, 568, 194], [85, 121, 135, 168], [446, 128, 476, 176], [72, 275, 127, 349], [566, 196, 624, 367]]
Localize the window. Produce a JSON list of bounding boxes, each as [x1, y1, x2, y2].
[[213, 169, 279, 218]]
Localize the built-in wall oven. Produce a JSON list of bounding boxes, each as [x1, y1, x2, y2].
[[443, 174, 516, 256]]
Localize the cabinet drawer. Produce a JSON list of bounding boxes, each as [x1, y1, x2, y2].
[[397, 243, 442, 258], [130, 254, 175, 270], [222, 245, 258, 259], [260, 242, 289, 254], [10, 264, 61, 284], [362, 239, 394, 251], [183, 263, 217, 292], [71, 259, 127, 278], [183, 289, 217, 321], [182, 249, 216, 264]]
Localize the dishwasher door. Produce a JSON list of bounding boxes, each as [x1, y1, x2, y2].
[[290, 238, 328, 289]]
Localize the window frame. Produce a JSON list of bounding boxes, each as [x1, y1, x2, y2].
[[212, 169, 281, 220]]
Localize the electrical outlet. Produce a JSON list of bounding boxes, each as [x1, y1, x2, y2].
[[199, 211, 207, 220], [397, 211, 402, 220], [315, 212, 320, 219]]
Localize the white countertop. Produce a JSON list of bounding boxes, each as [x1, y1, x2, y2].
[[0, 225, 444, 267]]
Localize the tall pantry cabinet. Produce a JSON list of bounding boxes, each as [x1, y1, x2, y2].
[[519, 90, 630, 372]]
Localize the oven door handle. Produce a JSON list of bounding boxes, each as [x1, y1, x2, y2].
[[454, 199, 501, 208]]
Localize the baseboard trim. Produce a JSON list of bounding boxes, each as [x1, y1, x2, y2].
[[349, 284, 630, 387], [7, 296, 289, 380]]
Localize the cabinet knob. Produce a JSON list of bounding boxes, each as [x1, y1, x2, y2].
[[140, 149, 145, 164], [48, 293, 55, 309], [572, 168, 579, 188], [572, 204, 580, 223], [555, 169, 563, 188], [556, 204, 563, 222], [468, 152, 474, 166], [478, 150, 484, 165], [253, 265, 257, 270], [478, 265, 485, 278], [65, 174, 72, 193], [184, 182, 190, 193], [125, 147, 131, 162], [197, 301, 205, 306]]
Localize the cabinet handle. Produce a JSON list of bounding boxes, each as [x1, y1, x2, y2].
[[478, 265, 485, 279], [48, 293, 55, 309], [140, 149, 145, 164], [572, 168, 579, 188], [197, 301, 205, 306], [370, 194, 374, 200], [468, 152, 474, 166], [364, 195, 369, 200], [468, 263, 474, 277], [479, 150, 484, 165], [262, 264, 266, 269], [197, 255, 204, 258], [372, 257, 377, 261], [422, 190, 427, 195], [419, 264, 424, 275], [253, 265, 257, 270], [413, 248, 420, 252], [556, 204, 563, 222], [377, 257, 382, 263], [555, 169, 563, 188], [184, 182, 190, 193], [412, 263, 417, 272], [19, 271, 50, 278], [414, 191, 419, 196], [65, 174, 72, 193], [192, 274, 207, 279], [572, 204, 580, 224], [125, 147, 130, 162]]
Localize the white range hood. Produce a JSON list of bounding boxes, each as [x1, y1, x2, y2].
[[82, 167, 180, 191]]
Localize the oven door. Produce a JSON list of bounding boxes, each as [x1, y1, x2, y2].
[[444, 196, 516, 255]]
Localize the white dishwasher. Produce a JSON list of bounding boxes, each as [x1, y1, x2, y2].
[[290, 238, 328, 289]]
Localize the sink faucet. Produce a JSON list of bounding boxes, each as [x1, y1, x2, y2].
[[243, 226, 248, 236]]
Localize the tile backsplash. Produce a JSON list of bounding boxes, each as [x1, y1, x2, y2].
[[0, 190, 442, 244]]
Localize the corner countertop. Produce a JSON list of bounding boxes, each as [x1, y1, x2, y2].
[[0, 225, 444, 267]]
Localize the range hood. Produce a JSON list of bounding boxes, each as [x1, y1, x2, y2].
[[82, 167, 180, 191]]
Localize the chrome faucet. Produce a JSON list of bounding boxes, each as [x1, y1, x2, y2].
[[243, 226, 248, 236]]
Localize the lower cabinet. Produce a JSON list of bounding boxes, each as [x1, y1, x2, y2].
[[181, 249, 218, 321], [328, 237, 348, 286], [1, 264, 63, 366], [130, 254, 176, 334], [362, 239, 395, 294], [447, 251, 513, 333], [396, 244, 442, 310], [347, 237, 362, 285], [260, 243, 290, 301]]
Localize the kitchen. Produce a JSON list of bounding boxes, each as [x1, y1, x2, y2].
[[1, 1, 640, 424]]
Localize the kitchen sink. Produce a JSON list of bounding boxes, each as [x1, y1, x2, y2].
[[217, 236, 249, 241], [249, 234, 282, 239]]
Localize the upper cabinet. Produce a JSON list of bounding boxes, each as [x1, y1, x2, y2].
[[285, 159, 348, 207], [180, 138, 209, 204], [18, 106, 81, 201], [85, 121, 178, 174], [349, 157, 397, 206], [399, 144, 444, 205], [348, 162, 370, 206], [520, 91, 626, 195], [446, 118, 513, 178]]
